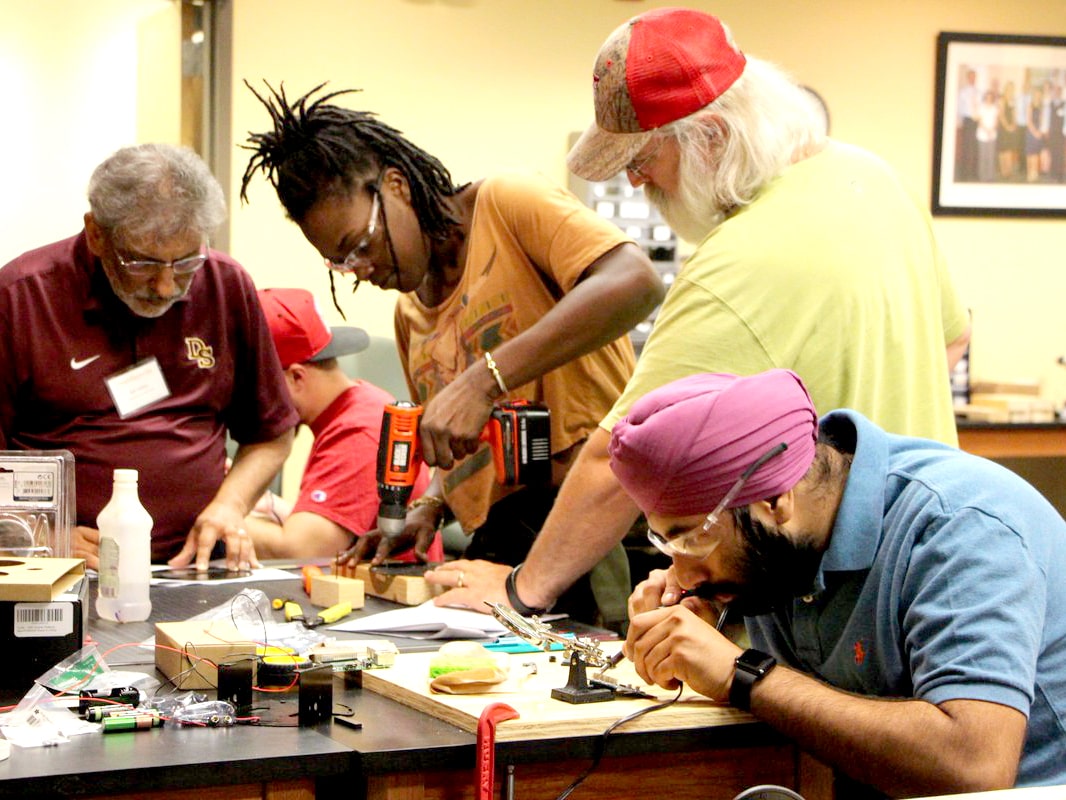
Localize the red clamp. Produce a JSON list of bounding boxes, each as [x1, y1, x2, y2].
[[476, 702, 520, 800]]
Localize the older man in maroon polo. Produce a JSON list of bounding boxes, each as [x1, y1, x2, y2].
[[0, 144, 297, 571]]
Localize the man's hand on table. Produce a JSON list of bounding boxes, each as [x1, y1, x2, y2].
[[168, 498, 261, 572], [424, 559, 512, 612]]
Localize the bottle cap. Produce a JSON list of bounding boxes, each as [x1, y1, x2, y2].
[[113, 468, 139, 482]]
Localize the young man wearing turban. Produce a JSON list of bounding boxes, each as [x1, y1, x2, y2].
[[610, 369, 1066, 797]]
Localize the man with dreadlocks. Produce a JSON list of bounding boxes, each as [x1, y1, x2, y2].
[[242, 83, 663, 624]]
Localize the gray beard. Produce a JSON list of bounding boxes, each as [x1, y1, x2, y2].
[[645, 183, 726, 246]]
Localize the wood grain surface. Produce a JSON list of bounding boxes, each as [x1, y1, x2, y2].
[[361, 645, 753, 740]]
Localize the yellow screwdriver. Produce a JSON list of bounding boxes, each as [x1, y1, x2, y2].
[[271, 597, 306, 624], [307, 601, 353, 628]]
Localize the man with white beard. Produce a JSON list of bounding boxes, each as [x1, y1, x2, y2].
[[426, 7, 972, 624]]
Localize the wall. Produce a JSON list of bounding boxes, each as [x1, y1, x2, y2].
[[227, 0, 1066, 396], [0, 0, 179, 257], [4, 0, 1065, 500]]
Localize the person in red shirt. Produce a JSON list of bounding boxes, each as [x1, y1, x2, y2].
[[247, 288, 442, 562]]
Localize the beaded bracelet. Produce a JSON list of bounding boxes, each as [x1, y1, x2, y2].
[[483, 351, 509, 396]]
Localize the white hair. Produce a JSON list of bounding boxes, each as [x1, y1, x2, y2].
[[88, 143, 226, 243], [649, 57, 828, 243]]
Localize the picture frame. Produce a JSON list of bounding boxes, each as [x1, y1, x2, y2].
[[932, 31, 1066, 217]]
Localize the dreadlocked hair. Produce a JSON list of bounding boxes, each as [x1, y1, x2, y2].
[[240, 80, 462, 241]]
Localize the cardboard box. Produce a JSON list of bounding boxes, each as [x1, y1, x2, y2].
[[155, 620, 257, 690], [0, 557, 87, 691]]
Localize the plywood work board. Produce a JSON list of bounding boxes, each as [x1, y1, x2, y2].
[[361, 645, 752, 740]]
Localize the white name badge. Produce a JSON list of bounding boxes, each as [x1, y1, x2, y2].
[[105, 357, 171, 418]]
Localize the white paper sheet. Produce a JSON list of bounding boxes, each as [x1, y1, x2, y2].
[[329, 600, 508, 639]]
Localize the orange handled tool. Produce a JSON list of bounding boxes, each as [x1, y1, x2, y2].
[[301, 564, 323, 595], [376, 401, 423, 538]]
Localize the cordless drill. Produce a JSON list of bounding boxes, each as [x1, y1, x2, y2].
[[376, 400, 550, 537], [376, 400, 424, 538]]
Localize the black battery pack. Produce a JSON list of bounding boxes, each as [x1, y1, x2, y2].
[[485, 401, 551, 486]]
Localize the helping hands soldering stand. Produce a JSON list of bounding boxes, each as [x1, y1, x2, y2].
[[488, 603, 646, 704]]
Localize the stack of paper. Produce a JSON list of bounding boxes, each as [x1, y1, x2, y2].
[[330, 601, 508, 640]]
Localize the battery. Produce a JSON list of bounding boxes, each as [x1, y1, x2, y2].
[[101, 713, 162, 732], [85, 704, 139, 722]]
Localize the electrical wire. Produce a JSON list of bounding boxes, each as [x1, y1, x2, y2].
[[553, 683, 684, 800], [551, 604, 731, 798]]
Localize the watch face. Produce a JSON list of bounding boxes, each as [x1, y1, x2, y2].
[[737, 649, 776, 675]]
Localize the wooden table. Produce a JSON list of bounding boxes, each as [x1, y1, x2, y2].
[[956, 421, 1066, 459], [0, 575, 832, 799]]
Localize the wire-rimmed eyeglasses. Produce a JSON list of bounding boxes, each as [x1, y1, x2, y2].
[[114, 241, 208, 276], [646, 442, 789, 560]]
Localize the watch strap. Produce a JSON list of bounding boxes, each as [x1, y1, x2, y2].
[[729, 648, 776, 711], [505, 563, 552, 617]]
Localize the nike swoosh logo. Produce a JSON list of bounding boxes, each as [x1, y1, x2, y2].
[[70, 355, 101, 370]]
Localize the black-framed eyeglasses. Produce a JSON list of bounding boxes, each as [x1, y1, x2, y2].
[[325, 189, 379, 274], [114, 241, 208, 276], [646, 442, 789, 560]]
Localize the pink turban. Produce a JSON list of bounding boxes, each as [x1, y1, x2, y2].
[[608, 370, 819, 515]]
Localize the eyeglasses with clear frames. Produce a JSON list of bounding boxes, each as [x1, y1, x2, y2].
[[625, 137, 664, 181], [325, 190, 379, 274], [115, 242, 208, 276], [646, 441, 789, 560]]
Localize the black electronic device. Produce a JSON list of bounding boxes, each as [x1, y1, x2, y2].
[[298, 665, 333, 726], [153, 566, 253, 581], [729, 649, 777, 711], [217, 660, 254, 712], [369, 560, 443, 577]]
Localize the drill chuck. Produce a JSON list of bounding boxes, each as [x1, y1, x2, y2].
[[377, 506, 408, 538]]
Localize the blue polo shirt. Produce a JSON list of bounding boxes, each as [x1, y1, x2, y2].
[[747, 410, 1066, 786]]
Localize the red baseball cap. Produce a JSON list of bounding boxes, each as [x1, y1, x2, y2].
[[567, 7, 746, 181], [258, 288, 369, 369]]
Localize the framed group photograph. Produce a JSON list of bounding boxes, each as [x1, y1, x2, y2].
[[932, 31, 1066, 217]]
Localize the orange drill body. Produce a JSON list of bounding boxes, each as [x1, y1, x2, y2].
[[376, 399, 550, 537], [376, 401, 423, 538]]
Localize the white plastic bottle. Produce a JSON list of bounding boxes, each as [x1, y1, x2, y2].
[[95, 468, 153, 622]]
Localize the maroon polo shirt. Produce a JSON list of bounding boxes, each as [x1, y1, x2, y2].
[[0, 232, 298, 561]]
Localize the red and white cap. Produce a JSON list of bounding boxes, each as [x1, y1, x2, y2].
[[567, 7, 746, 181]]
